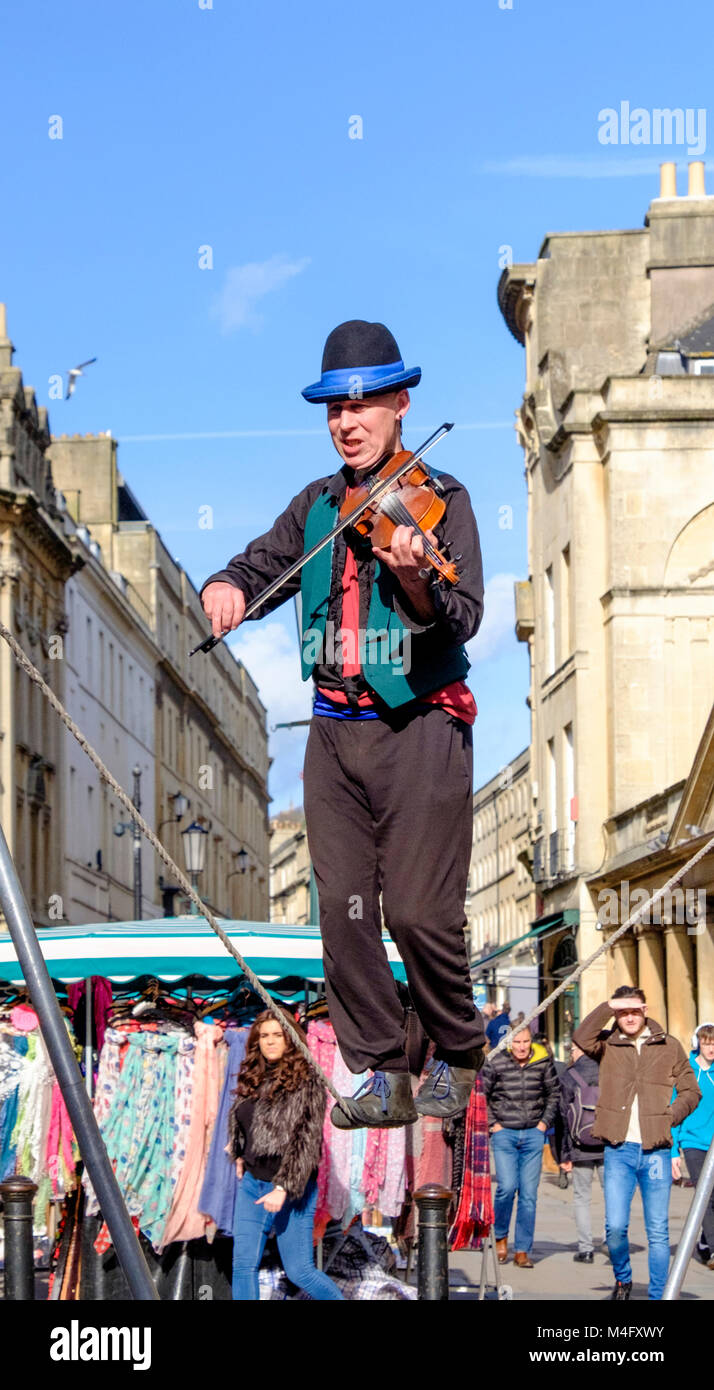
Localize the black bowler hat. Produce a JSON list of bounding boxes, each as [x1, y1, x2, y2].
[[301, 320, 421, 403]]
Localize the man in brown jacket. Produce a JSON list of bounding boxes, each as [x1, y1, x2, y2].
[[573, 984, 700, 1301]]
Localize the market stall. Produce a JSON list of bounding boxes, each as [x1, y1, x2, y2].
[[0, 919, 489, 1300]]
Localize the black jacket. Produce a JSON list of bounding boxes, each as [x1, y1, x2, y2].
[[481, 1041, 560, 1131], [227, 1070, 326, 1201], [557, 1055, 604, 1164], [201, 463, 484, 703]]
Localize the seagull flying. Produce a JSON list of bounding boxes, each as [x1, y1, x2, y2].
[[65, 357, 97, 399]]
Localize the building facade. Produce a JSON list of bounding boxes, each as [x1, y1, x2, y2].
[[269, 808, 313, 926], [0, 308, 78, 925], [469, 749, 537, 1015], [49, 433, 271, 923], [61, 523, 160, 924], [498, 162, 714, 1047]]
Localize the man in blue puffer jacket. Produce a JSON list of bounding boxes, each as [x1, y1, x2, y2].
[[671, 1021, 714, 1270]]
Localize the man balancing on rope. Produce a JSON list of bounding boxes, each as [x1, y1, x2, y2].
[[200, 320, 486, 1128]]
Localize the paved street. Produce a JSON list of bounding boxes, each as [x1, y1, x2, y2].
[[446, 1170, 714, 1301]]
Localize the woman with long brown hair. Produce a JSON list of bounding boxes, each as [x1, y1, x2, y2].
[[228, 1009, 343, 1300]]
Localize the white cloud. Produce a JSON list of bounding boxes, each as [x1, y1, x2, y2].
[[482, 155, 667, 179], [227, 619, 311, 813], [467, 572, 519, 663], [211, 253, 311, 333], [228, 619, 310, 727]]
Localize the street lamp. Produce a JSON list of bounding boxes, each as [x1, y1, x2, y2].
[[158, 790, 190, 832], [113, 765, 143, 920], [181, 821, 210, 915]]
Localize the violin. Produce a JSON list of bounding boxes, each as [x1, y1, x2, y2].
[[339, 447, 459, 586], [191, 422, 457, 656]]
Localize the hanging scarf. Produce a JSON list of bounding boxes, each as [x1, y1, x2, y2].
[[449, 1078, 493, 1250], [96, 1031, 190, 1249], [68, 978, 114, 1054]]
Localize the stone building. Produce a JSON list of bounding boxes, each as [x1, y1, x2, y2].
[[469, 749, 538, 1016], [0, 308, 78, 924], [60, 513, 160, 924], [48, 433, 271, 923], [498, 162, 714, 1048], [269, 808, 314, 925], [588, 700, 714, 1047]]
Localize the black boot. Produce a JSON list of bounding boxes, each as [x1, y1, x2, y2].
[[414, 1048, 484, 1120], [609, 1281, 632, 1300], [330, 1070, 417, 1130]]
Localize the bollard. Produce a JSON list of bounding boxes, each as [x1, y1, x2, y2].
[[0, 1175, 38, 1300], [414, 1184, 452, 1300]]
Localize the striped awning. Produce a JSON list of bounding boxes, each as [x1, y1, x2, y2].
[[0, 917, 407, 986]]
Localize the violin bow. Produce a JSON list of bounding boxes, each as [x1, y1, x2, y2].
[[189, 421, 454, 657]]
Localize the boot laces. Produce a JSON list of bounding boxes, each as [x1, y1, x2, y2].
[[352, 1071, 391, 1113], [425, 1057, 452, 1099]]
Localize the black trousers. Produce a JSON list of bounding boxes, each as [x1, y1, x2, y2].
[[303, 704, 485, 1074]]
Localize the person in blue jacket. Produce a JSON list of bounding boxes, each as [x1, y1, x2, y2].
[[671, 1021, 714, 1269]]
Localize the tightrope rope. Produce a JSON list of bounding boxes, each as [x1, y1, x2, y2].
[[0, 619, 347, 1110], [1, 617, 712, 1095]]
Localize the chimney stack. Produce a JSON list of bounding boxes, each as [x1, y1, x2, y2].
[[659, 162, 677, 198], [688, 161, 706, 196]]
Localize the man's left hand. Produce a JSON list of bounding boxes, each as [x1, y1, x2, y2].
[[372, 525, 437, 623], [255, 1188, 287, 1213], [536, 1121, 547, 1133]]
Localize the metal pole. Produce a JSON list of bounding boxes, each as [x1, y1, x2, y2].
[[132, 765, 142, 921], [663, 1136, 714, 1300], [85, 974, 93, 1099], [0, 1175, 37, 1299], [0, 825, 158, 1300], [414, 1184, 453, 1300]]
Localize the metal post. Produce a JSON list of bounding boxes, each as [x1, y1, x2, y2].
[[85, 974, 93, 1099], [0, 825, 158, 1300], [132, 765, 142, 921], [663, 1136, 714, 1300], [414, 1184, 452, 1300], [0, 1176, 37, 1299]]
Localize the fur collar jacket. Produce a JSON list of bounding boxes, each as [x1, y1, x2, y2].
[[227, 1068, 327, 1201]]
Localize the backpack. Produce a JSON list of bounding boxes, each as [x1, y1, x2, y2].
[[566, 1064, 601, 1149]]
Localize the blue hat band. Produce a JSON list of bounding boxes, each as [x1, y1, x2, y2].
[[302, 359, 421, 402], [318, 361, 405, 394]]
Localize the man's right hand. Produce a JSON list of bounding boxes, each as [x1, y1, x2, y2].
[[201, 582, 246, 639]]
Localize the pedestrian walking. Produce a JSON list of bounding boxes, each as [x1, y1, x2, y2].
[[228, 1010, 344, 1300], [573, 985, 700, 1301], [481, 1024, 560, 1268], [557, 1041, 604, 1263], [485, 1001, 511, 1052], [671, 1021, 714, 1270]]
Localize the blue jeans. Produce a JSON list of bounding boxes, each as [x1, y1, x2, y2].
[[231, 1170, 344, 1301], [603, 1143, 672, 1300], [491, 1127, 545, 1254]]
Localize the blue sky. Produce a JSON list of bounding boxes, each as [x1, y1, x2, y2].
[[2, 0, 711, 812]]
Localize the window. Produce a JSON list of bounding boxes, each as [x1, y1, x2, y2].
[[548, 738, 557, 835], [544, 565, 555, 676], [564, 723, 575, 869], [561, 545, 571, 659]]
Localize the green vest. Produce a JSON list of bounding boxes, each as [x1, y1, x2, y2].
[[299, 488, 470, 709]]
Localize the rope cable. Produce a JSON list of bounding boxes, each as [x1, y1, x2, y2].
[[1, 618, 712, 1100]]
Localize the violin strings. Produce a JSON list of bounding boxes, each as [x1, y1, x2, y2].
[[379, 491, 445, 567]]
